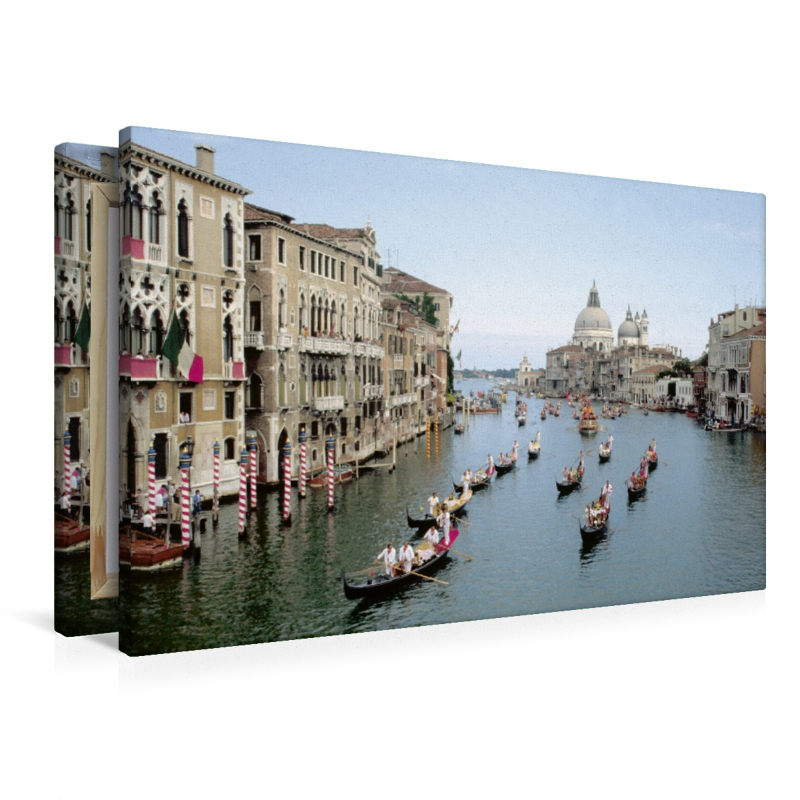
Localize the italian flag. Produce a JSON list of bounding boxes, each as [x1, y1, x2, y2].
[[161, 310, 203, 382]]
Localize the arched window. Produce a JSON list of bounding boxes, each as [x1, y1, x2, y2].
[[123, 184, 142, 239], [65, 301, 78, 342], [248, 373, 262, 409], [149, 192, 161, 245], [223, 315, 234, 362], [177, 199, 189, 257], [278, 289, 286, 329], [278, 365, 286, 407], [179, 308, 191, 346], [150, 309, 165, 356], [299, 294, 307, 333], [54, 299, 62, 342], [85, 198, 92, 252], [223, 213, 234, 267], [248, 286, 262, 332], [340, 303, 346, 336], [323, 299, 329, 333], [63, 193, 74, 241], [120, 304, 131, 353], [310, 296, 317, 336], [330, 303, 337, 334], [132, 307, 145, 354], [54, 195, 60, 237]]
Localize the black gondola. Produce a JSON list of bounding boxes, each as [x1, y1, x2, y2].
[[580, 519, 608, 541], [341, 530, 460, 599], [599, 449, 611, 462], [528, 448, 540, 460], [518, 416, 526, 427], [646, 454, 658, 470], [627, 483, 646, 501], [454, 425, 463, 435], [495, 461, 515, 476], [557, 478, 582, 495], [406, 509, 436, 532], [453, 473, 490, 493]]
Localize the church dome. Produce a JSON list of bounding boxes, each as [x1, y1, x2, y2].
[[573, 282, 612, 333], [618, 305, 639, 339]]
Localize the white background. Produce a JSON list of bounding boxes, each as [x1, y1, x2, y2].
[[2, 2, 795, 798]]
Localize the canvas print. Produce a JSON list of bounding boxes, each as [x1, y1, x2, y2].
[[54, 143, 119, 636], [118, 126, 765, 656]]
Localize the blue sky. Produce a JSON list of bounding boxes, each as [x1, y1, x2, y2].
[[125, 126, 765, 370]]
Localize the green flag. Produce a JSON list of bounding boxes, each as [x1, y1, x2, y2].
[[160, 310, 184, 366], [73, 302, 91, 353], [455, 349, 462, 360]]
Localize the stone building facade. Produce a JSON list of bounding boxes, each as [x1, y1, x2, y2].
[[118, 141, 251, 503], [54, 148, 116, 492]]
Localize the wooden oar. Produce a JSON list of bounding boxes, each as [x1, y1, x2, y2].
[[405, 570, 449, 585], [446, 548, 473, 561]]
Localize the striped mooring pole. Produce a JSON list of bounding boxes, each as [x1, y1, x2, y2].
[[435, 413, 439, 456], [282, 441, 292, 523], [180, 448, 191, 548], [326, 437, 335, 512], [426, 415, 431, 459], [249, 435, 257, 511], [63, 429, 71, 494], [238, 447, 248, 536], [212, 439, 220, 525], [147, 441, 156, 513], [299, 428, 307, 499]]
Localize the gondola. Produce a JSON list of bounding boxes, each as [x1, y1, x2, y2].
[[528, 445, 540, 460], [598, 446, 611, 462], [495, 459, 515, 476], [646, 453, 658, 470], [453, 471, 491, 493], [406, 509, 437, 532], [341, 529, 460, 600], [454, 424, 464, 435], [556, 476, 582, 495], [627, 483, 646, 501], [518, 416, 526, 426], [580, 518, 608, 541]]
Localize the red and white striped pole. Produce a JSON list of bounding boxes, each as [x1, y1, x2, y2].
[[212, 439, 220, 525], [238, 447, 248, 536], [63, 429, 71, 494], [282, 441, 292, 523], [249, 435, 257, 511], [326, 436, 335, 512], [299, 429, 307, 499], [180, 449, 191, 548], [147, 441, 156, 513]]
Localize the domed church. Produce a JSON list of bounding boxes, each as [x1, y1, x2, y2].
[[618, 305, 649, 347], [572, 281, 614, 352]]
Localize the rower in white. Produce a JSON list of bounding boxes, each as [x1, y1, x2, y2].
[[375, 542, 396, 577], [398, 541, 415, 573]]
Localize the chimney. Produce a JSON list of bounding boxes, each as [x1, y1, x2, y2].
[[100, 151, 115, 178], [195, 144, 216, 174]]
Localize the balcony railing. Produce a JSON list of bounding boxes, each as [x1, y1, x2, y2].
[[55, 344, 73, 368], [353, 342, 366, 356], [120, 354, 160, 381], [299, 336, 351, 355], [148, 244, 163, 262], [276, 332, 293, 350], [122, 236, 145, 259], [61, 240, 75, 258], [244, 331, 265, 350], [364, 384, 384, 399], [393, 354, 404, 365], [386, 392, 416, 408], [312, 395, 345, 412], [366, 344, 385, 359], [223, 360, 245, 380]]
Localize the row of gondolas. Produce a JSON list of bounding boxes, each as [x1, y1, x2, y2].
[[341, 441, 524, 599], [341, 434, 659, 599]]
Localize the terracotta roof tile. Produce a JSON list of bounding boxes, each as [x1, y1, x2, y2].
[[384, 267, 450, 297], [245, 203, 294, 224], [726, 323, 766, 340]]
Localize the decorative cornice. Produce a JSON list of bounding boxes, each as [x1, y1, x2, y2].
[[54, 153, 115, 183], [119, 141, 252, 197], [244, 217, 361, 259]]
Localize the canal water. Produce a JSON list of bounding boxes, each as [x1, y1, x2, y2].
[[114, 380, 765, 656]]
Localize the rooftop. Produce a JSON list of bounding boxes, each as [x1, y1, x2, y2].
[[384, 267, 451, 297]]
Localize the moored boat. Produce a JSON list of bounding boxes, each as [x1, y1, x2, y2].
[[308, 465, 355, 488], [54, 512, 90, 551], [119, 528, 185, 569]]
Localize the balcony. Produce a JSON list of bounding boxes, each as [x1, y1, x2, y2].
[[122, 236, 144, 259], [299, 336, 352, 355], [366, 344, 384, 359], [148, 244, 163, 262], [55, 344, 73, 369], [393, 354, 404, 366], [414, 376, 425, 388], [386, 392, 416, 408], [120, 354, 160, 381], [312, 395, 345, 412], [61, 240, 75, 258], [276, 332, 293, 350], [223, 360, 245, 380], [244, 331, 265, 350], [353, 342, 366, 356], [364, 384, 384, 399]]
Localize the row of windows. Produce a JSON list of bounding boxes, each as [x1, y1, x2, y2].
[[54, 194, 91, 250], [248, 234, 357, 286], [122, 187, 237, 268]]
